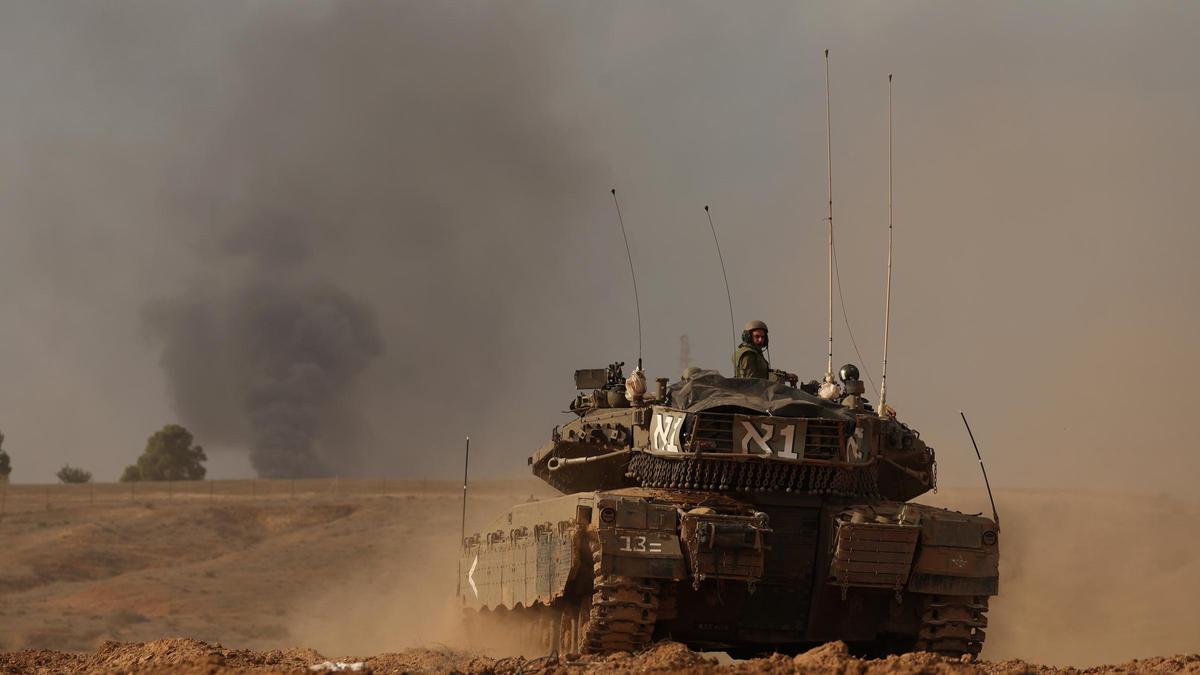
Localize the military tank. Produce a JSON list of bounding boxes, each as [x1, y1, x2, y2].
[[458, 361, 998, 658]]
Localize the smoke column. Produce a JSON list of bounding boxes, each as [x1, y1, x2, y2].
[[145, 271, 382, 477], [130, 3, 601, 477]]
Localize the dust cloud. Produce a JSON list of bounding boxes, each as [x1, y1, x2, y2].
[[281, 487, 554, 658], [284, 525, 467, 655], [928, 488, 1200, 667]]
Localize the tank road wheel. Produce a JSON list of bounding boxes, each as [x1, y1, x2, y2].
[[554, 596, 591, 655], [535, 604, 559, 655], [915, 595, 989, 658]]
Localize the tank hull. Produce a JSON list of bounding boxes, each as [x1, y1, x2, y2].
[[459, 486, 997, 656]]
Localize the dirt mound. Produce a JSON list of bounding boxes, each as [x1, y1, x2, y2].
[[86, 637, 323, 673], [13, 639, 1193, 675], [0, 637, 326, 674]]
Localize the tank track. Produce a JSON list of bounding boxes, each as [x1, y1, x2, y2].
[[915, 594, 989, 658], [581, 576, 659, 652], [626, 452, 880, 498], [580, 541, 659, 653]]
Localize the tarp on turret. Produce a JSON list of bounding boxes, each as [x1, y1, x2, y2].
[[667, 370, 854, 421]]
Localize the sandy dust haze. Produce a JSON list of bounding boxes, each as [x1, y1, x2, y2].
[[1, 0, 1198, 671]]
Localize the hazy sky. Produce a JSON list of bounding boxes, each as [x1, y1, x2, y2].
[[1, 1, 1197, 494]]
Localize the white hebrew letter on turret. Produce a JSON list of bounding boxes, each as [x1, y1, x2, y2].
[[740, 421, 774, 455], [651, 411, 683, 452]]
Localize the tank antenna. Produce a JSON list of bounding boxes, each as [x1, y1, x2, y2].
[[611, 188, 643, 369], [459, 434, 470, 543], [456, 434, 470, 596], [879, 74, 895, 415], [959, 412, 1000, 531], [823, 49, 835, 384], [705, 205, 737, 346]]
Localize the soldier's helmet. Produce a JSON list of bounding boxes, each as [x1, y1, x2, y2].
[[742, 319, 769, 346]]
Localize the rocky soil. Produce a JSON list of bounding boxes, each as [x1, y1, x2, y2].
[[4, 638, 1200, 675]]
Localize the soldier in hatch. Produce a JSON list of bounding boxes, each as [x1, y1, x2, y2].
[[732, 320, 799, 384]]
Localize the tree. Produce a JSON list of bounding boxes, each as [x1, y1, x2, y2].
[[56, 464, 92, 484], [121, 424, 207, 482], [0, 430, 10, 483]]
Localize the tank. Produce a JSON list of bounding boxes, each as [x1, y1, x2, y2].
[[458, 362, 998, 658]]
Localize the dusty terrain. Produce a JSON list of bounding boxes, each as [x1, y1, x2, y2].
[[1, 482, 1198, 673], [4, 637, 1200, 674]]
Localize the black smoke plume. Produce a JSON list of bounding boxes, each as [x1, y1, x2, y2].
[[145, 273, 382, 477], [139, 3, 598, 477]]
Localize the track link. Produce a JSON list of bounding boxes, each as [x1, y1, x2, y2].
[[581, 576, 658, 652], [579, 545, 659, 653], [915, 594, 988, 658]]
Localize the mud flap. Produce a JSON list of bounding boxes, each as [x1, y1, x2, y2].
[[679, 508, 769, 589], [828, 519, 919, 593]]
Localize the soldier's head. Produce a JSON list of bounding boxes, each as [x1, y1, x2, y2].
[[742, 320, 769, 348]]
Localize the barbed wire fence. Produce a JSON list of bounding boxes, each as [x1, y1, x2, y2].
[[0, 477, 533, 515]]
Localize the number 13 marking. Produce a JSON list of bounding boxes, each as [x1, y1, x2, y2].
[[619, 535, 662, 553], [620, 535, 648, 551]]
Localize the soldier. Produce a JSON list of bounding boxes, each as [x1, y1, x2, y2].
[[732, 320, 798, 384]]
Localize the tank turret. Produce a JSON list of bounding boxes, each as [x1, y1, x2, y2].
[[531, 366, 935, 501]]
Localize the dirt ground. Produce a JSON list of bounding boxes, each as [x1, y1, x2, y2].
[[1, 482, 1197, 673], [3, 637, 1199, 674]]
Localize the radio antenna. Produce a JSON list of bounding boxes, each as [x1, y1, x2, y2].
[[705, 205, 737, 346], [459, 434, 470, 543], [611, 188, 643, 369], [823, 49, 835, 384], [960, 412, 1000, 531], [456, 434, 470, 596], [879, 74, 895, 414]]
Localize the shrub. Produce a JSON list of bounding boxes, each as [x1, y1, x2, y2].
[[0, 431, 11, 482], [121, 424, 207, 482], [56, 464, 93, 484]]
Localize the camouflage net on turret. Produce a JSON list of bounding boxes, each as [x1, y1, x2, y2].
[[625, 453, 880, 499]]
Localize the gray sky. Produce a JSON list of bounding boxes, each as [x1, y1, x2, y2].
[[1, 1, 1197, 494]]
